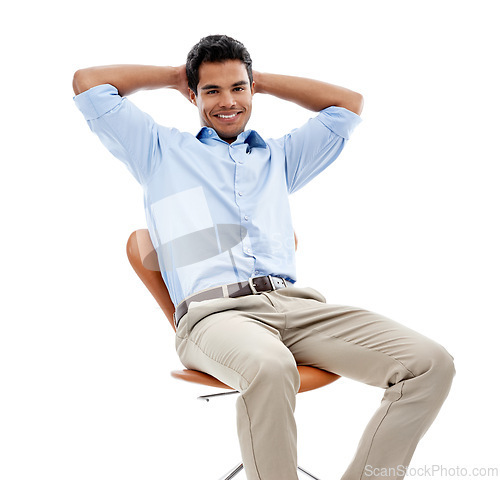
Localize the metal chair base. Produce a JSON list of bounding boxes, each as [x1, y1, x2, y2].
[[218, 462, 321, 479], [219, 462, 244, 480], [298, 465, 322, 479]]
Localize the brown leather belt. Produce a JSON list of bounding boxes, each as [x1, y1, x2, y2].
[[175, 275, 292, 327]]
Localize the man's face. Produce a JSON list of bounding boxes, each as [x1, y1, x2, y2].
[[189, 60, 254, 144]]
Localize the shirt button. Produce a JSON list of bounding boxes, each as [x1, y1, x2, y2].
[[246, 248, 252, 254], [244, 215, 249, 221], [238, 191, 243, 196]]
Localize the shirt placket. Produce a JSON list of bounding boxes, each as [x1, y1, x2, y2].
[[230, 142, 256, 275]]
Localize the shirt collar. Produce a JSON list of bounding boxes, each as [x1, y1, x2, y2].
[[196, 127, 267, 150]]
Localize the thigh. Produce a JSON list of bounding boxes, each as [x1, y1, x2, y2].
[[175, 294, 296, 392], [271, 287, 448, 388]]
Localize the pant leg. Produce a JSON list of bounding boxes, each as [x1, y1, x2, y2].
[[175, 294, 301, 480], [265, 287, 455, 480]]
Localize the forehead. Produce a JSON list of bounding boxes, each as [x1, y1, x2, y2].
[[198, 60, 249, 87]]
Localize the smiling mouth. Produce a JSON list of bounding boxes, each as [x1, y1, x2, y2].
[[214, 112, 242, 120]]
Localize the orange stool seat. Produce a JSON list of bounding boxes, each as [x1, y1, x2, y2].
[[171, 365, 340, 393]]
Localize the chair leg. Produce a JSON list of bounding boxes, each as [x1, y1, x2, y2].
[[218, 462, 244, 480], [298, 464, 321, 479], [198, 390, 239, 402], [217, 463, 320, 480]]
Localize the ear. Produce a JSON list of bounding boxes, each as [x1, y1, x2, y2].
[[251, 81, 255, 96], [188, 88, 197, 106]]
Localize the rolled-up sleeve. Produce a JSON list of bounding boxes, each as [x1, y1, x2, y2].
[[283, 106, 362, 194], [74, 84, 161, 185]]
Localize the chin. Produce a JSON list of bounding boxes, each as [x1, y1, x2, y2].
[[219, 128, 243, 141]]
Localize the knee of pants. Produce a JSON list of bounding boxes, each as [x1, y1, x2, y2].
[[408, 341, 456, 400], [243, 350, 300, 395], [425, 341, 455, 378]]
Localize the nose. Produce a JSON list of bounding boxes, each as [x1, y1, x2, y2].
[[218, 90, 236, 108]]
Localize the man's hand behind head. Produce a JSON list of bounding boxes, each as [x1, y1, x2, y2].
[[174, 65, 191, 102]]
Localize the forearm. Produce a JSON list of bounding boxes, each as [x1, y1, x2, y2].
[[253, 71, 363, 115], [72, 64, 186, 97]]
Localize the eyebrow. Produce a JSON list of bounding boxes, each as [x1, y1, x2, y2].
[[201, 80, 249, 90]]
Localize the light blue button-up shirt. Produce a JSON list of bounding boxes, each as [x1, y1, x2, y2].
[[74, 84, 361, 307]]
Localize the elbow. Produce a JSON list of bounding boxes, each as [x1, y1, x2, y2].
[[348, 92, 364, 116], [72, 69, 88, 95], [72, 68, 99, 96], [354, 93, 364, 116]]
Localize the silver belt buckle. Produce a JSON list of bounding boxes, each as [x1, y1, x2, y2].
[[248, 275, 283, 294], [268, 275, 278, 291], [249, 276, 259, 294]]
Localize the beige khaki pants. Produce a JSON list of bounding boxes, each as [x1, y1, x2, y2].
[[175, 286, 455, 480]]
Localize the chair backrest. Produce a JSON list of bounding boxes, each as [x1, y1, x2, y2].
[[126, 229, 176, 330], [126, 229, 298, 331]]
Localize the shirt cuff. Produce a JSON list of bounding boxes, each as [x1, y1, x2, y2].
[[317, 105, 362, 140], [73, 84, 123, 121]]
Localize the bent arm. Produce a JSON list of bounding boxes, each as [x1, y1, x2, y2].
[[72, 64, 189, 98], [253, 71, 363, 115]]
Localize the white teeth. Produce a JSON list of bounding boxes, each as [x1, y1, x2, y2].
[[217, 113, 238, 119]]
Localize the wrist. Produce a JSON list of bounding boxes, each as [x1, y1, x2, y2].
[[171, 65, 182, 88], [170, 64, 190, 100], [252, 70, 264, 94]]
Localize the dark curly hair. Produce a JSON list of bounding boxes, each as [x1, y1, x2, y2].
[[186, 35, 253, 95]]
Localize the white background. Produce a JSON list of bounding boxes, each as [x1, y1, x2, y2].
[[1, 1, 499, 479]]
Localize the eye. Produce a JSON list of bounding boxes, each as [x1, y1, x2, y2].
[[205, 89, 218, 95], [234, 87, 244, 92]]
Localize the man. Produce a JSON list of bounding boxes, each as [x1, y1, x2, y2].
[[73, 35, 455, 480]]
